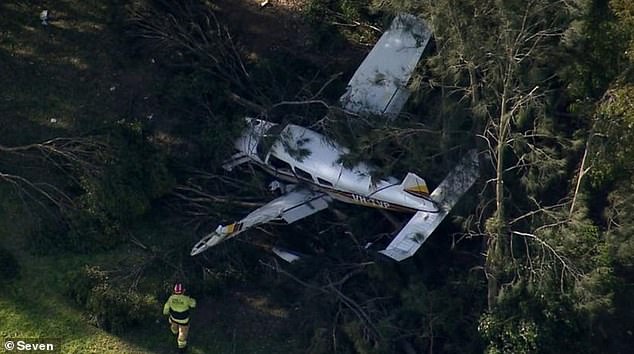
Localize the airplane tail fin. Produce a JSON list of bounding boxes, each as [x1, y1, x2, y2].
[[401, 172, 430, 198]]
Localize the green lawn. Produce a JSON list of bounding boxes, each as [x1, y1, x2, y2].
[[0, 185, 155, 353], [0, 254, 299, 354]]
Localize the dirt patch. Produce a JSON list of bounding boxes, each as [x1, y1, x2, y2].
[[267, 0, 310, 12], [214, 0, 365, 68]]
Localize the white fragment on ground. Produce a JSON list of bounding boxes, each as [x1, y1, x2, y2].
[[40, 10, 49, 26], [147, 113, 154, 120], [260, 0, 270, 7], [50, 118, 57, 123], [150, 58, 156, 64], [109, 86, 116, 92]]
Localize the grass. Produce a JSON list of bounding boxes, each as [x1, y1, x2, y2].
[[0, 189, 301, 353], [0, 262, 154, 354], [0, 258, 298, 354], [0, 185, 154, 353], [0, 0, 156, 143]]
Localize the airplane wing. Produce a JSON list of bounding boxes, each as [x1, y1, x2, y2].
[[339, 14, 432, 116], [379, 150, 479, 261], [191, 186, 332, 255]]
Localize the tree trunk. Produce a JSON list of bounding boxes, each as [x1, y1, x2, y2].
[[486, 85, 510, 310]]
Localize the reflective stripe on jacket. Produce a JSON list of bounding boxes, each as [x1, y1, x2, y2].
[[163, 294, 196, 324]]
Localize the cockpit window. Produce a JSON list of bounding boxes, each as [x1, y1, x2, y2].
[[266, 124, 285, 136], [317, 177, 333, 187], [269, 155, 292, 174], [256, 124, 285, 161], [294, 167, 313, 181]]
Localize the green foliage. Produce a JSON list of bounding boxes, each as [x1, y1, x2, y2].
[[342, 321, 375, 354], [0, 246, 20, 281], [304, 1, 347, 50], [154, 68, 248, 168], [560, 0, 630, 100], [62, 123, 174, 252], [479, 314, 539, 354], [304, 0, 379, 50], [605, 181, 634, 267], [94, 124, 172, 216], [340, 0, 364, 18], [581, 179, 634, 352], [589, 85, 634, 189], [611, 0, 634, 60], [396, 277, 485, 353], [67, 265, 158, 333], [305, 327, 332, 354], [479, 282, 587, 354]]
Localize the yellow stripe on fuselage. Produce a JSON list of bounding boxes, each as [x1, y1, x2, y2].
[[406, 185, 429, 195]]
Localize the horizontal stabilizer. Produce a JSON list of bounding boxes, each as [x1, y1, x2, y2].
[[340, 14, 431, 116], [272, 247, 303, 263], [380, 150, 479, 261]]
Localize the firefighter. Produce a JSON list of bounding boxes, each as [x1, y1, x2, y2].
[[163, 283, 196, 352]]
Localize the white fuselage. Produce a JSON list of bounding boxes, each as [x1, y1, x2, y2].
[[233, 119, 438, 213]]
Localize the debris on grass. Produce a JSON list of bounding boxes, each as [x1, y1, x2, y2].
[[40, 10, 49, 26]]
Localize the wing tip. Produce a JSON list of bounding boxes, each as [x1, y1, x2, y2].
[[378, 248, 413, 262]]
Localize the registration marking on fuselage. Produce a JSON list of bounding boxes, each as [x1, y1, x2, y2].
[[257, 161, 420, 212], [350, 193, 391, 209]]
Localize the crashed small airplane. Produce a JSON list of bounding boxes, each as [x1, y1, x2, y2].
[[191, 14, 479, 261]]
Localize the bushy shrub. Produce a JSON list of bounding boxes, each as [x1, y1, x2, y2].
[[50, 123, 174, 253], [0, 246, 20, 281], [67, 265, 158, 333], [78, 123, 174, 226], [479, 283, 587, 354]]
